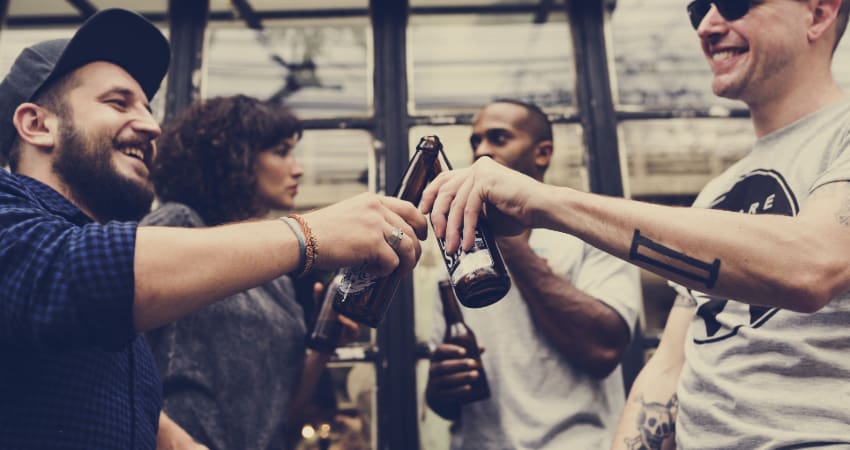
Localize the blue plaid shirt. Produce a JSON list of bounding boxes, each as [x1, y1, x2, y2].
[[0, 170, 161, 449]]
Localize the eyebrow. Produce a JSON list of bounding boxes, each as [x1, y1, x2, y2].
[[99, 86, 153, 114]]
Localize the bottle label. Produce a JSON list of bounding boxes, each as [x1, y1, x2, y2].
[[339, 264, 378, 295], [439, 230, 494, 283]]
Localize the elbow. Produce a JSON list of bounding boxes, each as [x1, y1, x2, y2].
[[583, 346, 626, 379], [779, 263, 842, 313]]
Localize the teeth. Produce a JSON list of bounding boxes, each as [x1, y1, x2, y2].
[[712, 50, 740, 62], [122, 148, 144, 160]]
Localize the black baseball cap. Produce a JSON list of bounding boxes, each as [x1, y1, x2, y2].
[[0, 8, 171, 164]]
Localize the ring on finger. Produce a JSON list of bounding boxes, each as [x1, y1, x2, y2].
[[386, 227, 404, 251]]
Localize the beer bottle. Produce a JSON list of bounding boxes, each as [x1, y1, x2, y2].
[[332, 136, 442, 327], [438, 279, 490, 403], [307, 273, 345, 353], [430, 137, 511, 308]]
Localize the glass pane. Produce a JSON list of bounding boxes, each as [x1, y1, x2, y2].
[[291, 129, 374, 211], [610, 0, 746, 110], [620, 118, 754, 197], [294, 362, 377, 450], [92, 0, 167, 14], [411, 0, 563, 6], [205, 18, 371, 118], [408, 13, 576, 114], [7, 0, 78, 17], [210, 0, 368, 12]]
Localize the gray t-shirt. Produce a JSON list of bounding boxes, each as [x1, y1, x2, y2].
[[432, 229, 642, 450], [671, 97, 850, 449], [142, 203, 308, 450]]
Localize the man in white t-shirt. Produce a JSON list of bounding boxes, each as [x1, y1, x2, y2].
[[425, 99, 642, 449], [421, 1, 850, 448]]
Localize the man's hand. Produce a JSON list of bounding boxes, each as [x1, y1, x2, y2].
[[421, 157, 548, 254], [425, 343, 485, 420], [305, 193, 428, 277]]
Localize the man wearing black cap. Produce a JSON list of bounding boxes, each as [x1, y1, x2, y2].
[[0, 8, 426, 450]]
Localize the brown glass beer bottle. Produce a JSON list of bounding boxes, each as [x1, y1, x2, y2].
[[439, 279, 490, 403], [429, 137, 511, 308], [307, 273, 345, 353], [332, 136, 442, 327]]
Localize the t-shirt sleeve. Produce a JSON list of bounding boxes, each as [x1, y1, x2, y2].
[[573, 243, 643, 338], [809, 125, 850, 191]]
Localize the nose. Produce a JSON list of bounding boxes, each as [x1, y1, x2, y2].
[[697, 4, 726, 38], [473, 142, 494, 161], [131, 108, 162, 140], [292, 158, 305, 178]]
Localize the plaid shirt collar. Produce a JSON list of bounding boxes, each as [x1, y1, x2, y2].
[[16, 174, 94, 225]]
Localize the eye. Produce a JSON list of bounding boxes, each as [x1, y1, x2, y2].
[[486, 130, 509, 146], [470, 135, 482, 150], [105, 97, 128, 109]]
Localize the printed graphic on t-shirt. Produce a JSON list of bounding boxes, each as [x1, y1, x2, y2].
[[693, 169, 799, 344]]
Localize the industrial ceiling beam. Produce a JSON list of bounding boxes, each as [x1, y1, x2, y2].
[[65, 0, 97, 18]]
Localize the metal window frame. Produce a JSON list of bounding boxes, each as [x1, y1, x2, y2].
[[0, 0, 689, 447]]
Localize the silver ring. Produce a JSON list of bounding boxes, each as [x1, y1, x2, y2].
[[386, 227, 404, 251]]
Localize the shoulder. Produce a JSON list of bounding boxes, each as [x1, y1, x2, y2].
[[141, 202, 206, 227]]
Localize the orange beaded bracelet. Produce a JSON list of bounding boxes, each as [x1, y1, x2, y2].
[[287, 213, 318, 277]]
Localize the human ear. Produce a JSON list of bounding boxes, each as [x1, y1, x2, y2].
[[12, 102, 57, 151], [534, 139, 554, 170], [808, 0, 841, 43]]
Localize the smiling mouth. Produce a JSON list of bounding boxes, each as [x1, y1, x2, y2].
[[711, 49, 746, 63]]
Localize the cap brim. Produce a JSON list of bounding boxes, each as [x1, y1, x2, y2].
[[48, 8, 170, 100]]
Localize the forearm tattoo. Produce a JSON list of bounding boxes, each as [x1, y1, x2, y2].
[[629, 230, 720, 289], [623, 394, 678, 450]]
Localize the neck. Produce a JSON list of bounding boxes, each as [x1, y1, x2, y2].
[[747, 60, 847, 137], [16, 159, 101, 223]]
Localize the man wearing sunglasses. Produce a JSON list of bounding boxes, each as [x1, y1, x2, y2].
[[420, 0, 850, 449]]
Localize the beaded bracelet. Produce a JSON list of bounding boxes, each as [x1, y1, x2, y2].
[[280, 217, 307, 275], [287, 213, 318, 277]]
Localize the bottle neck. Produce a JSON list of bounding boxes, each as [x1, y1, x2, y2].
[[439, 282, 464, 325]]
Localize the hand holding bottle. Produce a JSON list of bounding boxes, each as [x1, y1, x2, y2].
[[303, 192, 427, 277], [421, 156, 546, 255]]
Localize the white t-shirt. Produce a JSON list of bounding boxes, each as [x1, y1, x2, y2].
[[672, 97, 850, 449], [432, 228, 642, 450]]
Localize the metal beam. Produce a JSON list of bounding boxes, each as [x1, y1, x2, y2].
[[229, 0, 262, 30], [165, 0, 209, 121], [65, 0, 96, 18], [533, 0, 554, 24], [369, 0, 418, 449], [566, 0, 624, 197]]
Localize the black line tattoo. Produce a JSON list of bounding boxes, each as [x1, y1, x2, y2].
[[623, 394, 678, 450], [629, 230, 720, 289]]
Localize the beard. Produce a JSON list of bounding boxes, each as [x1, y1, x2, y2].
[[52, 119, 155, 222]]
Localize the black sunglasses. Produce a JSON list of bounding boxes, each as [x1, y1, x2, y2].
[[687, 0, 755, 29]]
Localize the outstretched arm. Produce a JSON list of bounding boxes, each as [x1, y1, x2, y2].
[[134, 193, 427, 331], [422, 158, 850, 313], [611, 294, 692, 450]]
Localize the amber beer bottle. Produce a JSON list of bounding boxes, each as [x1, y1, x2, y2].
[[439, 279, 490, 403], [332, 136, 442, 327], [430, 137, 511, 308], [307, 274, 345, 353]]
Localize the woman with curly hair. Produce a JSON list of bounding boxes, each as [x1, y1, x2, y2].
[[142, 95, 356, 450]]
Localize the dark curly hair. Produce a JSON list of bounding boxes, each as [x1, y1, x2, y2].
[[152, 95, 303, 225]]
